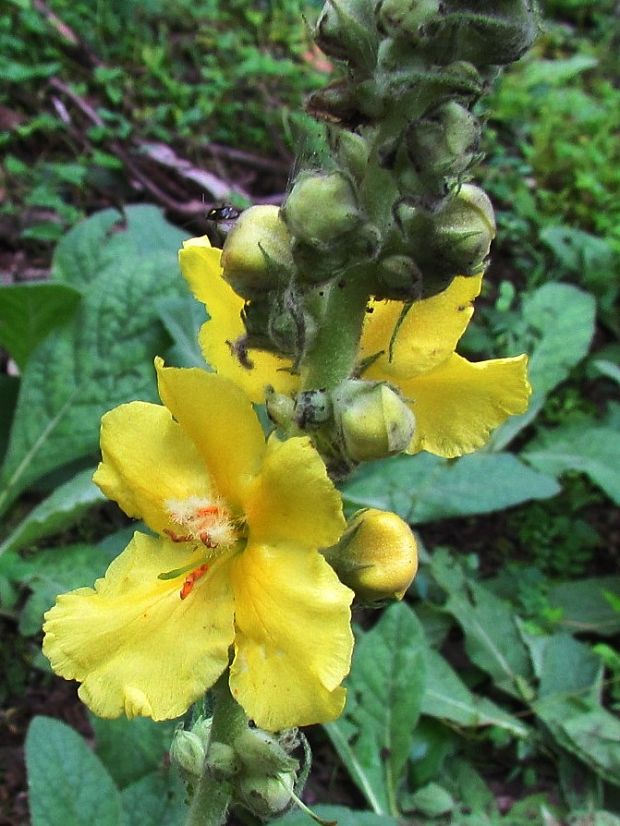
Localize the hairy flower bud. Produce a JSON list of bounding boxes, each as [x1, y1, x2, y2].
[[376, 0, 440, 39], [170, 729, 206, 778], [234, 729, 298, 776], [325, 508, 418, 603], [283, 172, 363, 248], [236, 770, 296, 818], [221, 206, 294, 300], [406, 101, 480, 181], [375, 254, 423, 300], [315, 0, 378, 70], [334, 130, 371, 183], [333, 380, 415, 462]]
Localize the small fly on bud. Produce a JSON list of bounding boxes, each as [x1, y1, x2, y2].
[[206, 204, 242, 241]]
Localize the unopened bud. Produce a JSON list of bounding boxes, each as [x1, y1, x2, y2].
[[333, 380, 415, 462], [221, 206, 293, 300], [326, 508, 418, 603], [376, 254, 423, 300], [429, 183, 495, 274], [294, 389, 332, 428], [316, 0, 378, 69], [266, 388, 296, 428], [234, 729, 298, 776], [170, 729, 206, 778], [376, 0, 440, 39], [206, 741, 240, 779], [283, 172, 362, 248], [406, 102, 480, 181], [236, 770, 296, 818], [334, 130, 371, 183]]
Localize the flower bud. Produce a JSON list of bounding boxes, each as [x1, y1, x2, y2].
[[236, 770, 296, 819], [334, 130, 371, 183], [376, 0, 440, 39], [221, 205, 294, 300], [315, 0, 378, 70], [169, 729, 206, 778], [333, 380, 415, 462], [265, 388, 295, 428], [406, 101, 480, 181], [375, 254, 423, 300], [233, 729, 298, 776], [294, 389, 333, 428], [206, 741, 241, 779], [326, 508, 418, 603], [283, 172, 363, 248]]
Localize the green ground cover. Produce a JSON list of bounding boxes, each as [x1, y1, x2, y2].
[[1, 1, 619, 824]]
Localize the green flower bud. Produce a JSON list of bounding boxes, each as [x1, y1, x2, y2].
[[221, 205, 294, 300], [294, 389, 333, 428], [376, 0, 440, 39], [333, 380, 415, 462], [325, 508, 418, 603], [268, 297, 317, 356], [283, 172, 362, 248], [375, 254, 423, 300], [206, 741, 240, 779], [334, 130, 371, 183], [406, 101, 480, 181], [315, 0, 378, 70], [233, 729, 299, 775], [306, 79, 361, 125], [265, 388, 296, 427], [169, 729, 206, 778], [236, 770, 296, 819]]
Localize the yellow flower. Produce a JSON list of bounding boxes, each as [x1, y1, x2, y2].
[[43, 359, 353, 731], [180, 236, 530, 459]]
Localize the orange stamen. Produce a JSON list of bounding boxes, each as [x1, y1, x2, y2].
[[179, 564, 210, 600], [164, 528, 193, 543]]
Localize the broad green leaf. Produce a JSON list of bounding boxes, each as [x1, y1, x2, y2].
[[274, 806, 398, 826], [431, 551, 533, 699], [521, 55, 599, 87], [342, 453, 559, 524], [405, 782, 454, 817], [92, 716, 177, 789], [0, 282, 81, 370], [536, 633, 603, 701], [422, 649, 528, 737], [561, 706, 620, 786], [523, 423, 620, 504], [0, 206, 187, 517], [19, 542, 117, 636], [325, 603, 427, 815], [547, 577, 620, 637], [0, 467, 104, 558], [157, 295, 209, 368], [491, 283, 596, 449], [120, 770, 186, 825], [408, 719, 458, 788], [26, 716, 122, 826]]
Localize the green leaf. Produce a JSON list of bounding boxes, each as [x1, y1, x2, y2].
[[91, 716, 177, 789], [430, 551, 533, 699], [491, 283, 596, 450], [406, 782, 454, 817], [536, 633, 603, 701], [547, 577, 620, 637], [422, 649, 528, 737], [120, 770, 186, 825], [0, 467, 104, 558], [273, 806, 398, 826], [0, 282, 81, 370], [19, 542, 117, 636], [342, 453, 559, 524], [157, 295, 209, 368], [522, 423, 620, 504], [26, 716, 122, 826], [0, 206, 188, 517], [561, 707, 620, 786], [325, 603, 427, 815]]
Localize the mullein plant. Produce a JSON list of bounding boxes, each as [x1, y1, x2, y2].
[[43, 1, 538, 824]]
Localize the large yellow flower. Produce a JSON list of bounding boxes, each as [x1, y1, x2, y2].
[[43, 359, 353, 731], [180, 236, 530, 459]]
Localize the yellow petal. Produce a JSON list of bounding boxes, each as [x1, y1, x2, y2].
[[245, 435, 346, 549], [229, 542, 353, 730], [361, 275, 483, 380], [179, 237, 298, 403], [401, 353, 531, 457], [43, 533, 235, 720], [156, 360, 266, 508], [93, 401, 212, 535]]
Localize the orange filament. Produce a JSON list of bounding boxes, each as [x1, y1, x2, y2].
[[179, 564, 210, 600]]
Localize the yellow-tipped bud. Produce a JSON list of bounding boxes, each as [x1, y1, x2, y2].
[[221, 205, 293, 299], [326, 508, 418, 604], [333, 380, 415, 463]]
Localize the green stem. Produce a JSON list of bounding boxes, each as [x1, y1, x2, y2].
[[301, 267, 372, 390], [185, 675, 248, 826]]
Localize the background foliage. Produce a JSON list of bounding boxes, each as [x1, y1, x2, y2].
[[1, 0, 619, 824]]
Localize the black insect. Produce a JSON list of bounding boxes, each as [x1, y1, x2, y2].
[[205, 205, 242, 243]]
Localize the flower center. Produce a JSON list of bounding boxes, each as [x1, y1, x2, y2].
[[164, 495, 238, 548]]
